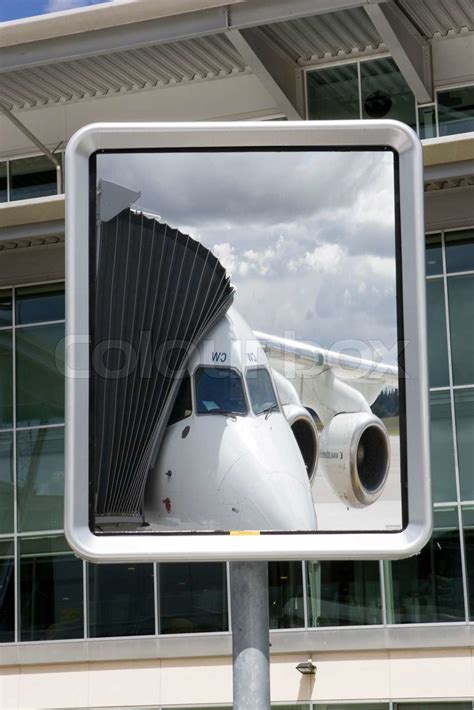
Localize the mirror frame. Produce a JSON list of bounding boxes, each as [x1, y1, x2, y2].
[[65, 120, 431, 562]]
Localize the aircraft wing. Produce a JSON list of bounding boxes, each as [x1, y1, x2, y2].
[[255, 331, 399, 411]]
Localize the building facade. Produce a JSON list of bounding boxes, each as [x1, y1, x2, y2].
[[0, 0, 473, 707]]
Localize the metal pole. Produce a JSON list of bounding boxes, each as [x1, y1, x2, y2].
[[230, 561, 271, 710]]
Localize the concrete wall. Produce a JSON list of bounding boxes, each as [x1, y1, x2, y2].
[[1, 650, 474, 708]]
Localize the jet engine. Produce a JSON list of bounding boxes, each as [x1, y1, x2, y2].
[[283, 404, 319, 482], [318, 412, 390, 507]]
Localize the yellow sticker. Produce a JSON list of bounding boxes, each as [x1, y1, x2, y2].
[[230, 530, 261, 536]]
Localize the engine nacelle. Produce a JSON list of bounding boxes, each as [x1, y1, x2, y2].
[[283, 404, 319, 482], [318, 412, 390, 508]]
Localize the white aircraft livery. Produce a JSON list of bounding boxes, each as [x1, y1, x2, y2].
[[144, 306, 400, 533]]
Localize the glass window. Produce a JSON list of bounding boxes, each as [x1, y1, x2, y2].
[[0, 331, 13, 430], [448, 275, 474, 386], [16, 283, 65, 325], [246, 368, 279, 416], [167, 374, 192, 426], [159, 562, 228, 634], [16, 323, 64, 427], [361, 58, 416, 128], [426, 279, 449, 388], [462, 506, 474, 620], [454, 389, 474, 501], [0, 540, 15, 643], [0, 540, 14, 643], [20, 536, 83, 641], [418, 105, 437, 139], [0, 289, 12, 327], [10, 156, 57, 201], [307, 64, 360, 120], [269, 561, 304, 629], [386, 508, 464, 623], [0, 163, 7, 203], [307, 560, 382, 627], [316, 706, 388, 710], [17, 426, 64, 532], [195, 367, 247, 416], [429, 391, 457, 503], [396, 704, 472, 710], [88, 563, 155, 638], [0, 433, 14, 534], [445, 229, 474, 274], [438, 85, 474, 136], [425, 233, 443, 276]]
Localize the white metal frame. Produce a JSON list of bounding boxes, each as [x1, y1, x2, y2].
[[65, 120, 431, 562]]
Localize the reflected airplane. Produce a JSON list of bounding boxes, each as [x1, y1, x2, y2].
[[144, 306, 398, 532]]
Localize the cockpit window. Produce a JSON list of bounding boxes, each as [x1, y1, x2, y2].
[[195, 367, 247, 416], [167, 374, 192, 426], [246, 368, 279, 415]]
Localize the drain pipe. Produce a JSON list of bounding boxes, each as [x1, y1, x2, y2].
[[0, 103, 63, 194]]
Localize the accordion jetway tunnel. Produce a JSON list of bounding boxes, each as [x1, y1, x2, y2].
[[92, 207, 235, 525]]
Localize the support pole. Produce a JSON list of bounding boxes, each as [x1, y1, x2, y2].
[[230, 561, 271, 710]]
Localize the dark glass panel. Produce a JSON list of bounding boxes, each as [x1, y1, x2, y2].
[[425, 233, 443, 276], [307, 560, 382, 627], [438, 85, 474, 136], [315, 705, 388, 710], [396, 704, 472, 710], [159, 562, 228, 634], [418, 105, 437, 139], [445, 229, 474, 273], [0, 432, 14, 534], [454, 389, 474, 501], [20, 536, 83, 641], [0, 331, 13, 430], [0, 163, 7, 203], [387, 508, 464, 623], [195, 367, 247, 416], [426, 279, 449, 388], [16, 283, 65, 325], [462, 506, 474, 621], [88, 563, 154, 638], [0, 540, 14, 643], [429, 391, 456, 503], [167, 374, 192, 426], [10, 156, 57, 201], [448, 275, 474, 386], [361, 58, 416, 128], [307, 64, 360, 120], [269, 561, 304, 629], [0, 289, 12, 327], [16, 323, 64, 427], [17, 426, 64, 532]]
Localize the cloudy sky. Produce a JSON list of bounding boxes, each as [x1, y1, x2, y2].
[[97, 149, 398, 363]]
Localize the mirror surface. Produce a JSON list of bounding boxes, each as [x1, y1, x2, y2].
[[91, 148, 404, 535]]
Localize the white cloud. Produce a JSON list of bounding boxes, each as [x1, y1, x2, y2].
[[97, 149, 399, 361]]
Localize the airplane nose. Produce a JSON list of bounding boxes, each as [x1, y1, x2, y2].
[[222, 454, 317, 531]]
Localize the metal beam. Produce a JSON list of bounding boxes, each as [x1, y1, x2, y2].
[[0, 104, 63, 192], [227, 26, 304, 119], [0, 0, 388, 72], [364, 1, 432, 103]]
